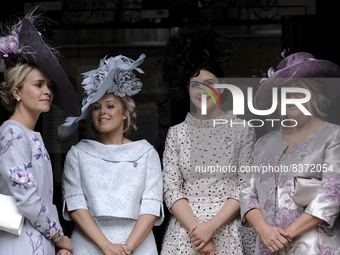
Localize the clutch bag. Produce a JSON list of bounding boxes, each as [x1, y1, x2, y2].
[[292, 176, 321, 207], [0, 194, 25, 235]]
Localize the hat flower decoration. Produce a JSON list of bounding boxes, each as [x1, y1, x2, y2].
[[58, 54, 145, 142], [0, 32, 22, 72]]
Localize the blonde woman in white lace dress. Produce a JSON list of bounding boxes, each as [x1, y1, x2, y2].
[[160, 26, 256, 255]]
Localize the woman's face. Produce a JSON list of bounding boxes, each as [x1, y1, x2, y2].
[[91, 93, 127, 134], [284, 82, 311, 120], [188, 70, 223, 112], [14, 68, 54, 114]]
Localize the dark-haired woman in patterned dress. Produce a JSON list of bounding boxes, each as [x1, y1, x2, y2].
[[160, 26, 256, 255]]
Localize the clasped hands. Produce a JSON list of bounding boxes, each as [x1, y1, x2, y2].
[[259, 225, 293, 253], [188, 220, 217, 255], [55, 236, 73, 255]]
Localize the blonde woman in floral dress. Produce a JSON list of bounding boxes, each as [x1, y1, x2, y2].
[[0, 13, 80, 255]]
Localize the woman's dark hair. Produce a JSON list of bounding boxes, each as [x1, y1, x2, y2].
[[161, 25, 234, 96]]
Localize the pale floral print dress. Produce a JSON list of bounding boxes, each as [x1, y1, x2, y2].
[[0, 120, 61, 255], [240, 122, 340, 255]]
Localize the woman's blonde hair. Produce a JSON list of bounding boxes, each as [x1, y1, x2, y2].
[[90, 94, 137, 135], [0, 63, 35, 113], [120, 96, 137, 134], [298, 79, 329, 119], [278, 79, 330, 122]]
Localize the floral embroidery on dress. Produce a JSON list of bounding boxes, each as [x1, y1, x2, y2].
[[9, 162, 36, 190], [263, 199, 274, 212], [241, 123, 340, 255], [319, 177, 340, 203], [31, 134, 50, 161], [313, 242, 340, 255], [258, 239, 273, 255], [34, 194, 47, 228], [25, 222, 46, 255], [275, 176, 289, 189], [277, 207, 300, 229], [0, 127, 22, 157], [286, 241, 309, 255], [43, 217, 58, 239], [0, 121, 57, 254], [288, 139, 310, 155], [245, 196, 258, 210]]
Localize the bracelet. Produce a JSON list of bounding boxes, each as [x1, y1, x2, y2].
[[209, 219, 216, 231], [52, 229, 64, 242], [123, 243, 134, 254], [102, 242, 112, 253]]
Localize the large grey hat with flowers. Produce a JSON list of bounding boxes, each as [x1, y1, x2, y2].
[[57, 54, 145, 142]]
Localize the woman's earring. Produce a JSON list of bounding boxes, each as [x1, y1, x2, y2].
[[16, 98, 20, 101]]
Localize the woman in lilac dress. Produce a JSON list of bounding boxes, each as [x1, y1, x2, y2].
[[240, 52, 340, 254], [0, 14, 80, 255]]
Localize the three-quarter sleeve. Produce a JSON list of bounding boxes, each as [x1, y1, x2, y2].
[[305, 130, 340, 227], [163, 127, 186, 213], [0, 124, 60, 238], [62, 146, 88, 221], [239, 131, 262, 223], [139, 148, 164, 226], [231, 126, 256, 201], [239, 173, 260, 223]]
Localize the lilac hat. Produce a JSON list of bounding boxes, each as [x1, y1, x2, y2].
[[254, 52, 340, 110], [0, 15, 81, 116]]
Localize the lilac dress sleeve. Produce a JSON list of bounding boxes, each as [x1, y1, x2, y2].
[[0, 123, 61, 239]]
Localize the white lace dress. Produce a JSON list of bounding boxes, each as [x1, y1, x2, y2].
[[161, 112, 257, 255]]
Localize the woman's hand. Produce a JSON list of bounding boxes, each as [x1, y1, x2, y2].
[[103, 243, 129, 255], [246, 209, 290, 252], [55, 236, 73, 254], [258, 224, 289, 252], [197, 239, 216, 255], [285, 213, 324, 240], [56, 248, 72, 255], [189, 221, 215, 250]]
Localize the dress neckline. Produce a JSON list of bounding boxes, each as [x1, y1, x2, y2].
[[3, 120, 40, 134], [185, 111, 234, 128], [280, 121, 327, 156]]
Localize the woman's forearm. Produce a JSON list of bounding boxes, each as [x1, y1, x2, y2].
[[69, 209, 110, 252], [211, 198, 240, 229], [245, 208, 268, 233], [171, 198, 199, 231], [125, 214, 157, 251], [286, 213, 324, 239]]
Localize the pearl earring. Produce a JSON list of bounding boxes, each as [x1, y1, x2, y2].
[[17, 98, 20, 101]]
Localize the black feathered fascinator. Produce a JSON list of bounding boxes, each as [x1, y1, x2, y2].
[[161, 25, 234, 95]]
